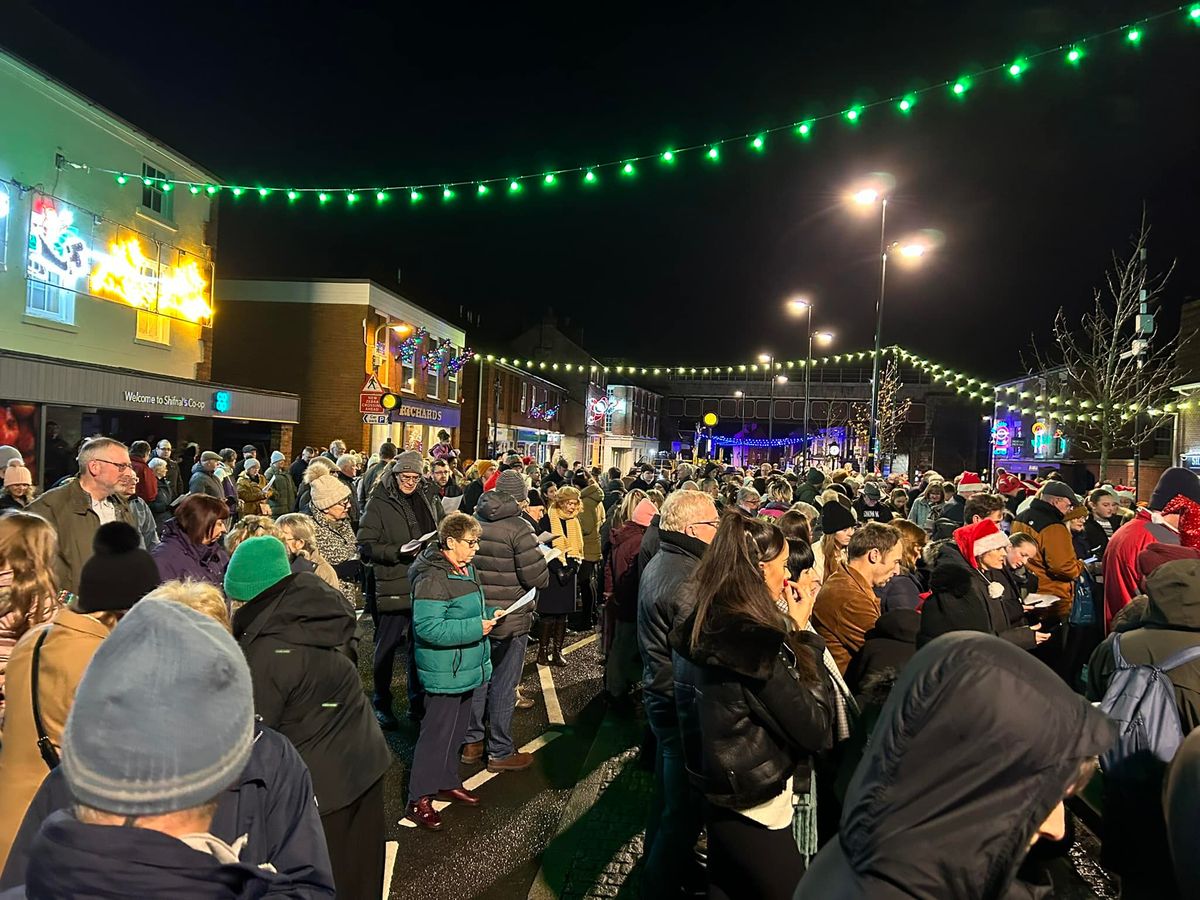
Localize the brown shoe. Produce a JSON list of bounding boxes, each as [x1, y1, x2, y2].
[[436, 787, 481, 806], [515, 689, 536, 710], [487, 751, 535, 773], [405, 797, 443, 830], [460, 741, 484, 764]]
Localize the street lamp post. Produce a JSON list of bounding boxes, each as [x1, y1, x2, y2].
[[787, 298, 833, 469], [758, 353, 775, 464]]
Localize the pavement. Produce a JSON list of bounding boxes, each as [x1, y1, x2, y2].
[[358, 618, 1118, 900]]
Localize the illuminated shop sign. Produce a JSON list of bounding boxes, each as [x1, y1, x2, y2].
[[26, 194, 213, 324]]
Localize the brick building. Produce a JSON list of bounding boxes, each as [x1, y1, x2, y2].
[[459, 359, 566, 464], [212, 279, 466, 456]]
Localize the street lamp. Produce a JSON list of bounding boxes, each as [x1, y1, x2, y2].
[[758, 352, 775, 463], [846, 175, 935, 473], [786, 296, 834, 468], [365, 320, 413, 373]]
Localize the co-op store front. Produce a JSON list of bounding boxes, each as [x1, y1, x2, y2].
[[0, 350, 299, 488]]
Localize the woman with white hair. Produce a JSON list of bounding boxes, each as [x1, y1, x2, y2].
[[276, 513, 341, 591], [145, 456, 175, 533]]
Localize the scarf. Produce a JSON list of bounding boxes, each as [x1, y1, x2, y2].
[[550, 509, 585, 558]]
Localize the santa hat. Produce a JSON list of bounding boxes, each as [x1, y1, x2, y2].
[[996, 474, 1024, 496], [1115, 485, 1136, 501], [953, 519, 1010, 569], [956, 471, 986, 495]]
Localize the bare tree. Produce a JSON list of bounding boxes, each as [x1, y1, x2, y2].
[[1031, 220, 1183, 481], [850, 361, 911, 467]]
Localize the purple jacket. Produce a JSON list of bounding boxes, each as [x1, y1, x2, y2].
[[151, 520, 229, 587]]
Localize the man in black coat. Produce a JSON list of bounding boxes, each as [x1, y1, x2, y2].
[[463, 472, 550, 771], [151, 438, 182, 498], [357, 450, 444, 728], [290, 446, 315, 488], [635, 489, 719, 895], [358, 441, 396, 507]]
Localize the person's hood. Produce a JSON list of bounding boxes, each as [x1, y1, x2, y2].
[[408, 543, 458, 582], [17, 809, 278, 898], [1143, 558, 1200, 630], [610, 521, 647, 549], [806, 467, 825, 486], [929, 540, 978, 599], [867, 608, 921, 644], [605, 479, 625, 495], [580, 482, 604, 502], [475, 489, 521, 522], [232, 573, 354, 650], [838, 632, 1116, 899]]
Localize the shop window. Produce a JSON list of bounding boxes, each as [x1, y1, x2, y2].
[[521, 382, 528, 413], [448, 356, 458, 402], [141, 162, 174, 221], [0, 182, 9, 269], [426, 358, 440, 398], [26, 278, 75, 325], [401, 352, 416, 393], [135, 310, 171, 346]]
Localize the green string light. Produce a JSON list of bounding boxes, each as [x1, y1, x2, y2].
[[189, 185, 200, 195], [258, 187, 270, 198], [115, 174, 127, 185], [441, 187, 454, 201], [1066, 46, 1085, 64], [843, 105, 863, 123], [477, 183, 489, 195], [1008, 58, 1027, 78], [287, 189, 299, 201], [346, 192, 359, 204], [707, 145, 720, 162], [897, 95, 916, 113], [1127, 27, 1143, 43], [951, 77, 971, 97], [1191, 3, 1200, 21], [661, 150, 675, 163], [584, 169, 597, 184], [375, 190, 388, 202], [161, 182, 173, 192], [231, 187, 244, 197], [543, 173, 556, 185], [750, 134, 766, 151], [509, 180, 522, 193], [142, 177, 153, 187], [410, 190, 423, 203], [795, 121, 813, 138], [318, 192, 329, 204], [622, 162, 636, 176]]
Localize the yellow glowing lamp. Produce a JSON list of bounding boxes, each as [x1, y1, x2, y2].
[[702, 412, 719, 427], [380, 392, 399, 410]]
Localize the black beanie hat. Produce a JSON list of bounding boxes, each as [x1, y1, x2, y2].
[[1150, 467, 1200, 512], [822, 499, 857, 535], [77, 522, 162, 613]]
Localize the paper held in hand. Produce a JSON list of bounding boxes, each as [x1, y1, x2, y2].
[[494, 587, 537, 619], [400, 531, 438, 554], [441, 495, 463, 513], [535, 531, 555, 544], [1024, 593, 1060, 609]]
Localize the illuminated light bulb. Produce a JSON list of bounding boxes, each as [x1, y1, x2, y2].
[[346, 192, 359, 204], [441, 187, 454, 201], [142, 176, 154, 187], [374, 191, 387, 202], [509, 180, 521, 192], [583, 169, 597, 184], [1191, 4, 1200, 20], [853, 188, 879, 205], [258, 187, 270, 197], [231, 187, 244, 197], [750, 134, 765, 151], [115, 174, 128, 185], [161, 182, 174, 192], [622, 162, 635, 175], [206, 185, 219, 195], [543, 173, 556, 185], [1126, 28, 1142, 44], [318, 192, 329, 203], [1066, 46, 1084, 65], [795, 121, 812, 138], [844, 106, 862, 123], [1008, 59, 1026, 78], [707, 145, 720, 161], [287, 190, 299, 201], [898, 95, 916, 113], [952, 78, 970, 97], [477, 183, 489, 195], [189, 185, 200, 194], [661, 150, 675, 163]]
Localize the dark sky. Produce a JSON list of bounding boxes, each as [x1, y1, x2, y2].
[[10, 0, 1200, 379]]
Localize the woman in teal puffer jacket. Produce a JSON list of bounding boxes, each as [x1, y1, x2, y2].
[[405, 512, 497, 831]]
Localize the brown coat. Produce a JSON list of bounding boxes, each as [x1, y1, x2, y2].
[[27, 479, 134, 594], [1011, 498, 1083, 616], [0, 606, 111, 872], [813, 564, 880, 674]]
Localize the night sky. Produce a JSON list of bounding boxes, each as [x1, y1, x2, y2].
[[10, 0, 1200, 379]]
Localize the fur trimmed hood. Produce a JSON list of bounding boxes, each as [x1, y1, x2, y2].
[[670, 607, 789, 680]]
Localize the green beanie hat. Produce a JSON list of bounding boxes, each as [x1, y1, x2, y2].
[[224, 535, 292, 602]]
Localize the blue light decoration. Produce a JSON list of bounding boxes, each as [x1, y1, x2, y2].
[[529, 403, 559, 422], [710, 435, 806, 447], [213, 390, 232, 413], [397, 328, 429, 366], [991, 420, 1013, 457]]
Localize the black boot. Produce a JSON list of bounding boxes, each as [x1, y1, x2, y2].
[[550, 616, 568, 667], [537, 617, 553, 667]]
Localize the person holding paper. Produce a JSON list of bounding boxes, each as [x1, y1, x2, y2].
[[540, 486, 585, 666], [405, 512, 496, 831], [463, 471, 549, 772]]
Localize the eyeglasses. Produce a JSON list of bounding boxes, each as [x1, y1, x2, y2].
[[456, 538, 480, 548], [93, 459, 133, 473], [397, 474, 422, 484]]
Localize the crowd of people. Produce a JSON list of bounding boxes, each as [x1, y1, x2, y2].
[[3, 431, 1200, 897]]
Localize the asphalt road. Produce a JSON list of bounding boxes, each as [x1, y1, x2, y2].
[[358, 619, 1117, 900]]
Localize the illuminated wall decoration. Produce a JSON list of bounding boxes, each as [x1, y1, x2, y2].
[[25, 193, 213, 324], [991, 421, 1012, 457]]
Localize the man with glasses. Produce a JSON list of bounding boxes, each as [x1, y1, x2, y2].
[[635, 490, 719, 895], [358, 450, 444, 729], [152, 439, 182, 497], [30, 437, 136, 592]]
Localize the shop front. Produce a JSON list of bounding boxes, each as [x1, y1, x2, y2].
[[370, 396, 461, 457], [0, 350, 299, 488]]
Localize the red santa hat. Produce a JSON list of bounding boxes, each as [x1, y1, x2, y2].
[[953, 519, 1011, 569], [956, 471, 986, 495], [996, 474, 1024, 496]]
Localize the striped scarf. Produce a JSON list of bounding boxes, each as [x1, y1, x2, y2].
[[550, 509, 584, 558]]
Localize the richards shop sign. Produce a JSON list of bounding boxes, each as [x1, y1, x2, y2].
[[388, 397, 460, 428]]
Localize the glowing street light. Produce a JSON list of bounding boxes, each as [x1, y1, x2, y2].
[[852, 188, 879, 205]]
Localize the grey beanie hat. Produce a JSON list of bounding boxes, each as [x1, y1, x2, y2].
[[61, 600, 254, 816], [496, 470, 527, 503], [393, 450, 424, 475]]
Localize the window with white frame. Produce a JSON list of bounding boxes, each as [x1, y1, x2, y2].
[[141, 162, 174, 220], [0, 183, 10, 269], [136, 310, 171, 345], [521, 382, 528, 413], [25, 277, 75, 325], [426, 352, 440, 398], [401, 348, 416, 392]]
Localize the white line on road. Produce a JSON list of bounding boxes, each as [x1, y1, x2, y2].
[[561, 633, 598, 656], [382, 840, 398, 900], [539, 663, 565, 726]]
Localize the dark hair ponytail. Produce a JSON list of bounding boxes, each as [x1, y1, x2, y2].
[[688, 513, 789, 651]]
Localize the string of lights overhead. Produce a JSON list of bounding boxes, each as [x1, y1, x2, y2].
[[71, 4, 1200, 208]]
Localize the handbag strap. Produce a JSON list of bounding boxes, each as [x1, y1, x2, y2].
[[31, 627, 61, 770]]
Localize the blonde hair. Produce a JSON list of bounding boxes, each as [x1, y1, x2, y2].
[[890, 519, 929, 572], [303, 458, 335, 483], [613, 489, 648, 531], [275, 513, 318, 554], [224, 515, 283, 554], [0, 511, 59, 633], [143, 580, 231, 632]]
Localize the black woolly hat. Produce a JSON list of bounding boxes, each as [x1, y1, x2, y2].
[[76, 522, 162, 613]]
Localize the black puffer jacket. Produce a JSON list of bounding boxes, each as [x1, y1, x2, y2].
[[798, 632, 1116, 900], [357, 471, 443, 613], [637, 529, 705, 705], [473, 490, 550, 640], [919, 542, 1037, 651], [670, 607, 833, 810], [232, 572, 392, 815]]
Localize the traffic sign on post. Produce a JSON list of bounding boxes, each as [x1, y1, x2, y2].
[[363, 413, 389, 425], [360, 374, 385, 414]]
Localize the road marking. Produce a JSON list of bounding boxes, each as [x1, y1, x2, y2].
[[398, 729, 565, 826], [539, 663, 565, 726], [382, 840, 397, 900], [561, 633, 598, 656]]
